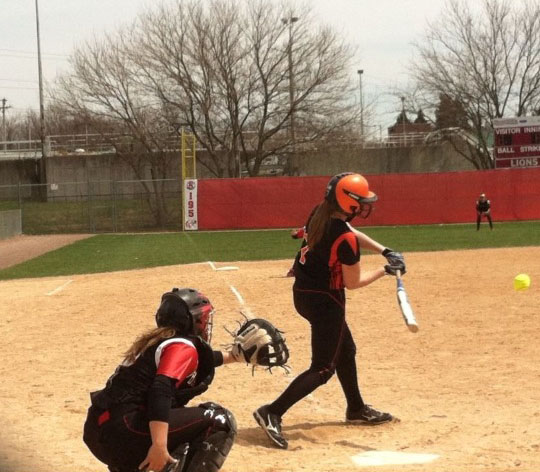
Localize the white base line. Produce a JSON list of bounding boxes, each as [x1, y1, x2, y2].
[[207, 261, 217, 270], [229, 285, 245, 305], [47, 280, 73, 296]]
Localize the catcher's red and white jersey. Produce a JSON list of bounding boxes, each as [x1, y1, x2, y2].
[[91, 335, 215, 410]]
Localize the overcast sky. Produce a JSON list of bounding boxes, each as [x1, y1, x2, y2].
[[1, 0, 450, 131]]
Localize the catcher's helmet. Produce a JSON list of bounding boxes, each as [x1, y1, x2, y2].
[[156, 288, 214, 342], [325, 172, 377, 218]]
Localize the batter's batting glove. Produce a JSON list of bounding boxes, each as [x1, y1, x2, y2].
[[384, 261, 406, 276], [382, 248, 405, 267]]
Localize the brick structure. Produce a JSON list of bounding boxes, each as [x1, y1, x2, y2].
[[388, 109, 434, 145]]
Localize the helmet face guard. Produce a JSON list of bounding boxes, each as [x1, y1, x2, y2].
[[191, 300, 214, 344], [156, 288, 214, 343], [325, 173, 377, 218], [352, 202, 373, 219]]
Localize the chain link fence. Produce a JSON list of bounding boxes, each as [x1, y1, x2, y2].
[[0, 179, 182, 234]]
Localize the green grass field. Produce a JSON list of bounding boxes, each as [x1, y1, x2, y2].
[[1, 221, 539, 281]]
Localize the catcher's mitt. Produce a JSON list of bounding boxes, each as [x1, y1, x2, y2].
[[230, 318, 289, 371]]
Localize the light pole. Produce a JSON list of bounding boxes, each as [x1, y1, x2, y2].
[[357, 70, 364, 140], [1, 98, 11, 151], [282, 16, 299, 175], [35, 0, 47, 185], [400, 96, 406, 146]]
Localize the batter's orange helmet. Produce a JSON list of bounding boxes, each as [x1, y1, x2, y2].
[[325, 172, 377, 217]]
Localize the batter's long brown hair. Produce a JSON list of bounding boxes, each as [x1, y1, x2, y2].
[[307, 200, 339, 248], [123, 326, 177, 364]]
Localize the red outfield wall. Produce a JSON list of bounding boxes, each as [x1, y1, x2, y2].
[[197, 168, 540, 229]]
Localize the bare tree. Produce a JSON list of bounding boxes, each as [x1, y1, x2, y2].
[[411, 0, 540, 169], [51, 0, 358, 197], [133, 0, 358, 177], [51, 29, 178, 226]]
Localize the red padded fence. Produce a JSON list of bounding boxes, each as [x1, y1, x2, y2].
[[197, 168, 540, 230]]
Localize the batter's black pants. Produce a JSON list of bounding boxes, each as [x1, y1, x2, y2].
[[83, 405, 218, 472], [268, 288, 365, 417]]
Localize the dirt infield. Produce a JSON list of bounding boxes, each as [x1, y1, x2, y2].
[[1, 247, 539, 472]]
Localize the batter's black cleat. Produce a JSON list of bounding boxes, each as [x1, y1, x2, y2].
[[253, 405, 288, 449], [346, 404, 394, 424]]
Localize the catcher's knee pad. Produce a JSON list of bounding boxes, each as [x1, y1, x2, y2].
[[198, 402, 238, 434], [178, 403, 237, 472]]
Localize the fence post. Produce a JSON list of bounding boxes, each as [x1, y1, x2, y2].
[[112, 180, 117, 233], [17, 182, 23, 233], [88, 180, 95, 233]]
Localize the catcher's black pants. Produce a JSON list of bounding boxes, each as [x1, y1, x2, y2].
[[269, 288, 365, 417], [83, 405, 215, 472]]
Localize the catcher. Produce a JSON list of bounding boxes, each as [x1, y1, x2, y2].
[[83, 287, 288, 472]]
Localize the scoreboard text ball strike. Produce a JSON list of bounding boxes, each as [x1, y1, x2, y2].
[[493, 116, 540, 169]]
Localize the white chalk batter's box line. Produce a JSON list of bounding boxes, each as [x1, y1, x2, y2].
[[46, 280, 73, 296], [207, 261, 239, 271]]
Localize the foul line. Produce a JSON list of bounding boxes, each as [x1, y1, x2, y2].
[[229, 285, 245, 305], [47, 280, 73, 296]]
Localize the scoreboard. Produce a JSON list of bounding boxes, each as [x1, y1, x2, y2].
[[493, 116, 540, 169]]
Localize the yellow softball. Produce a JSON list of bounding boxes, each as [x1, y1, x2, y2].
[[513, 273, 531, 291]]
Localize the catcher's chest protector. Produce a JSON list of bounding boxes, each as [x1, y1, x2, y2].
[[173, 336, 216, 407]]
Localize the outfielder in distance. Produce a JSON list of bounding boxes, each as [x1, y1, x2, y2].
[[254, 172, 407, 450], [476, 193, 493, 230], [83, 288, 288, 472]]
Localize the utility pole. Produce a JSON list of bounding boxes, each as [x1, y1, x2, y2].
[[1, 98, 12, 151], [282, 16, 299, 176]]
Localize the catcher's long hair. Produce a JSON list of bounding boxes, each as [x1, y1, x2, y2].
[[123, 326, 177, 364], [307, 200, 338, 248]]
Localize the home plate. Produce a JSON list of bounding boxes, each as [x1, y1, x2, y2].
[[351, 451, 439, 466]]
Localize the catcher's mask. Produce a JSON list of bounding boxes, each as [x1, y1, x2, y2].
[[325, 172, 377, 219], [156, 288, 214, 343]]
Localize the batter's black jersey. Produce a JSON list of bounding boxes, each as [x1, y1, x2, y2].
[[90, 335, 215, 411], [293, 216, 360, 291], [476, 200, 491, 212]]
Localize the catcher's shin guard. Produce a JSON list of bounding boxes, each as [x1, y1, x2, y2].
[[163, 443, 190, 472], [183, 403, 237, 472]]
